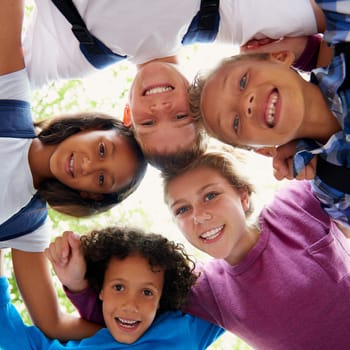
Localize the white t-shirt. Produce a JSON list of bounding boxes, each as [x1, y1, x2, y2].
[[0, 69, 50, 252], [23, 0, 317, 88]]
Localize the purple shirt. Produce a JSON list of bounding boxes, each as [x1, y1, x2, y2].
[[67, 181, 350, 349]]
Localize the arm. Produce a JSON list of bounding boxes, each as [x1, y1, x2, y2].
[[45, 231, 105, 325], [255, 142, 317, 181], [0, 0, 24, 75], [241, 34, 332, 71], [271, 142, 317, 181], [2, 0, 100, 341], [12, 249, 101, 340]]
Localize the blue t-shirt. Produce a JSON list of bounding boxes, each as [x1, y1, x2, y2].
[[0, 277, 223, 350]]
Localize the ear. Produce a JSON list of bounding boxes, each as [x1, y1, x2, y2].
[[240, 189, 250, 213], [254, 146, 277, 158], [270, 51, 295, 67], [99, 289, 104, 301], [80, 191, 104, 201], [123, 103, 132, 128]]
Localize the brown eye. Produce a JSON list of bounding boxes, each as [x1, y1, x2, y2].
[[99, 143, 105, 157], [233, 115, 239, 132], [98, 173, 105, 186]]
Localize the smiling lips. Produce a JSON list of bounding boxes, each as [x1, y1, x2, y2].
[[264, 89, 279, 128], [143, 85, 174, 96], [115, 317, 141, 331], [65, 154, 74, 177], [200, 225, 224, 242]]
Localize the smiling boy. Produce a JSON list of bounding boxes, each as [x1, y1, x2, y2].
[[189, 0, 350, 227]]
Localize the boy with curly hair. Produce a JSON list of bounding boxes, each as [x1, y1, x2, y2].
[[0, 227, 223, 349]]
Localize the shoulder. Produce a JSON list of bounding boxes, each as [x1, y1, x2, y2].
[[261, 181, 331, 236]]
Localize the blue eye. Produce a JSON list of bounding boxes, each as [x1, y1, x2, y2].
[[240, 74, 247, 90], [175, 206, 189, 216], [99, 143, 105, 157], [233, 115, 239, 132], [141, 120, 154, 126], [205, 192, 217, 201]]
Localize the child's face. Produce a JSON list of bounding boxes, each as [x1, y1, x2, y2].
[[100, 255, 164, 344], [166, 166, 252, 264], [201, 53, 306, 148], [49, 129, 139, 195], [129, 61, 197, 154]]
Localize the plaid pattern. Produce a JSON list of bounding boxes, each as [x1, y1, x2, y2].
[[316, 0, 350, 42], [293, 0, 350, 226]]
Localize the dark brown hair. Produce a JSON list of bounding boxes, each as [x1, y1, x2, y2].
[[35, 112, 147, 217], [81, 226, 198, 314]]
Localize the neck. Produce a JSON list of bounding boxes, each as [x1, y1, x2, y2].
[[28, 139, 55, 188], [299, 81, 341, 142], [225, 224, 260, 265]]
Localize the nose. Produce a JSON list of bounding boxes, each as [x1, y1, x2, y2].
[[193, 209, 212, 224], [121, 294, 139, 313], [80, 156, 96, 175], [149, 100, 172, 113], [245, 91, 255, 117]]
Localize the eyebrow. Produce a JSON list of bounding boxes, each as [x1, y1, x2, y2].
[[109, 278, 162, 290], [170, 183, 217, 209], [110, 141, 116, 190]]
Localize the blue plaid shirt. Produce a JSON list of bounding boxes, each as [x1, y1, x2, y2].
[[293, 0, 350, 226]]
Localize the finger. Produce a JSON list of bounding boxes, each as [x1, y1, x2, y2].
[[67, 231, 81, 255]]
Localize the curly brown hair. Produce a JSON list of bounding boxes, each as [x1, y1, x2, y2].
[[35, 112, 147, 217], [81, 226, 198, 314]]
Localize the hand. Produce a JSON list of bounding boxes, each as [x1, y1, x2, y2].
[[45, 231, 88, 292], [240, 36, 309, 63], [272, 142, 317, 181]]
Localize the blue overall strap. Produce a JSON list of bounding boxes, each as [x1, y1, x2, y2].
[[51, 0, 127, 69], [0, 194, 47, 241], [0, 100, 35, 138], [182, 0, 220, 45], [0, 99, 48, 240]]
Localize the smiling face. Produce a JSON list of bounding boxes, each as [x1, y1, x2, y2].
[[129, 61, 197, 154], [100, 255, 164, 344], [166, 166, 254, 264], [49, 129, 139, 195], [201, 52, 307, 148]]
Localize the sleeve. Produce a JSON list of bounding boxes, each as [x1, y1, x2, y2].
[[0, 69, 30, 101], [238, 0, 318, 45], [0, 277, 31, 349], [182, 263, 222, 326], [64, 285, 105, 325], [188, 315, 225, 349], [293, 34, 322, 71], [0, 218, 51, 252]]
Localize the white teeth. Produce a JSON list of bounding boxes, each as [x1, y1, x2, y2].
[[144, 86, 173, 96], [117, 318, 139, 328], [200, 225, 224, 240], [69, 155, 74, 176], [266, 91, 278, 127]]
